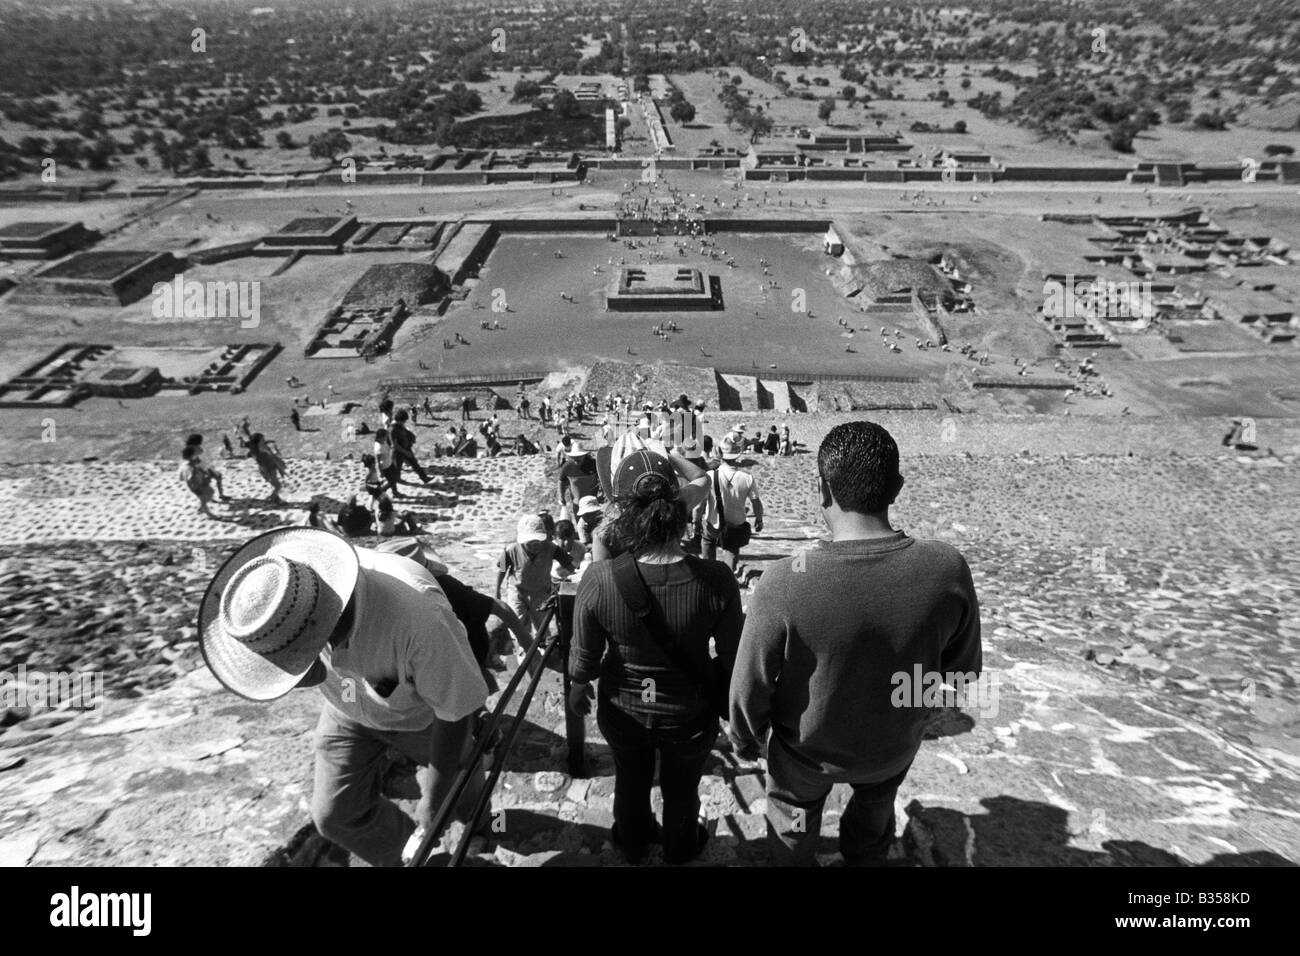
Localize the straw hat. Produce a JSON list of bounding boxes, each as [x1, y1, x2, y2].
[[720, 436, 742, 460], [199, 528, 359, 702], [576, 495, 603, 518]]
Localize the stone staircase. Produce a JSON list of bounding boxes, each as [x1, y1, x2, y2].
[[2, 432, 1297, 867]]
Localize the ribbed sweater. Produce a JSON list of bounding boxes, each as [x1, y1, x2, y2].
[[729, 532, 982, 779], [570, 555, 743, 724]]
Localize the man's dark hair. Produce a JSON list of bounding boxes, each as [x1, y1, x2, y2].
[[817, 421, 901, 514]]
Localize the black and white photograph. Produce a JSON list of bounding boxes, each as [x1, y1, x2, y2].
[[0, 0, 1294, 931]]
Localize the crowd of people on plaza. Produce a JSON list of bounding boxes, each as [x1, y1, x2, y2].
[[197, 382, 984, 869]]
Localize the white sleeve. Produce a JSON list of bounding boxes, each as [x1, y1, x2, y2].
[[409, 592, 488, 723]]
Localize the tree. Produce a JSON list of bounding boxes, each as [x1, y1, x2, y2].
[[1166, 98, 1191, 124], [842, 85, 857, 102], [953, 119, 967, 133], [308, 130, 351, 159], [552, 89, 581, 119], [76, 109, 105, 138], [513, 78, 542, 102], [669, 100, 695, 123], [83, 134, 117, 170], [1107, 120, 1140, 153], [1264, 143, 1295, 156], [275, 130, 295, 149], [818, 96, 835, 122], [459, 54, 489, 83]]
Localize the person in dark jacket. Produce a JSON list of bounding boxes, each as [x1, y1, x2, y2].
[[730, 421, 982, 866], [570, 450, 743, 865]]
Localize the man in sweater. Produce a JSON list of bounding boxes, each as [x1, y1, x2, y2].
[[729, 421, 982, 866]]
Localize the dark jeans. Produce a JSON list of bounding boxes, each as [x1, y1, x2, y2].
[[397, 447, 430, 483], [596, 700, 717, 864], [765, 735, 914, 866]]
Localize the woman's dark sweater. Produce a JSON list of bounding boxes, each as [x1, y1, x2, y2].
[[570, 555, 743, 725]]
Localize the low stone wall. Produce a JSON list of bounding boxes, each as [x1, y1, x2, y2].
[[1002, 165, 1131, 182], [491, 218, 614, 233]]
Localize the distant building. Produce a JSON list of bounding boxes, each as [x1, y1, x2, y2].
[[17, 250, 183, 306], [824, 226, 844, 256], [796, 129, 912, 153], [605, 107, 619, 150], [854, 258, 957, 309], [608, 265, 717, 311], [257, 215, 360, 254], [0, 221, 100, 260]]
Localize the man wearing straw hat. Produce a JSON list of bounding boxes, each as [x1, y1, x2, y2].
[[558, 440, 601, 518], [199, 527, 489, 867], [704, 435, 764, 574]]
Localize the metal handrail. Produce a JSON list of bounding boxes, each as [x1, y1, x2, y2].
[[407, 600, 560, 867]]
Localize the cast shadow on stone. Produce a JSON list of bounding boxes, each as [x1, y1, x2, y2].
[[904, 796, 1295, 867]]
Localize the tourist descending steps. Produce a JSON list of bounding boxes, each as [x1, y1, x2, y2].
[[703, 436, 764, 576], [197, 528, 490, 868], [183, 433, 229, 501], [249, 432, 288, 505], [729, 422, 983, 867], [568, 449, 743, 865], [390, 410, 433, 486], [558, 441, 601, 519], [495, 514, 575, 651], [179, 445, 219, 517], [372, 428, 399, 497]]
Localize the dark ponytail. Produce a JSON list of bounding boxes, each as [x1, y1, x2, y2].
[[606, 486, 687, 555]]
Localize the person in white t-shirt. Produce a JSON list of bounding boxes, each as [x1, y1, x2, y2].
[[703, 436, 764, 573], [198, 528, 489, 868]]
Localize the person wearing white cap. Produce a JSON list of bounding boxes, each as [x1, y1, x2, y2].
[[704, 435, 764, 574], [199, 527, 488, 867], [495, 514, 576, 644]]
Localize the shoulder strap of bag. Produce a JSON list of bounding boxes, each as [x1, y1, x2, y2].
[[712, 468, 725, 527], [611, 552, 708, 687]]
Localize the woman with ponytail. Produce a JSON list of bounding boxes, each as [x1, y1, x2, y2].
[[568, 449, 743, 865]]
